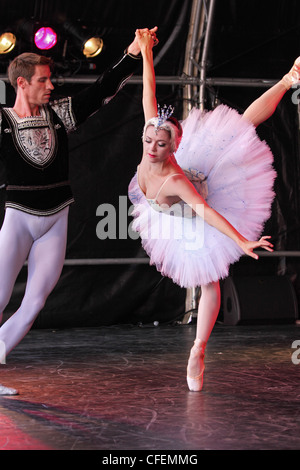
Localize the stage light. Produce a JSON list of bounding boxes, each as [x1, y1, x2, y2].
[[34, 27, 57, 50], [63, 21, 103, 58], [83, 37, 103, 58], [0, 32, 16, 54]]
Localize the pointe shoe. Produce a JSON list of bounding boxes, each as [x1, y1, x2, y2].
[[186, 340, 205, 392], [281, 57, 300, 90], [0, 384, 18, 396]]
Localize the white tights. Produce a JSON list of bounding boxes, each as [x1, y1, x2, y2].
[[0, 207, 69, 362], [196, 281, 220, 346], [242, 81, 288, 127]]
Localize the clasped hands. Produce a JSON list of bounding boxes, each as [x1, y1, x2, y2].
[[127, 26, 159, 56]]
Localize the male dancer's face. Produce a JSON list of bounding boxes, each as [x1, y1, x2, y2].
[[22, 65, 54, 106]]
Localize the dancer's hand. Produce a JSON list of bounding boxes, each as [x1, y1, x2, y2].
[[239, 236, 273, 260], [135, 27, 158, 51], [127, 27, 158, 56]]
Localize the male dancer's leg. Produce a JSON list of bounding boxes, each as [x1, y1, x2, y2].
[[0, 208, 68, 394], [0, 209, 34, 394], [0, 208, 68, 356]]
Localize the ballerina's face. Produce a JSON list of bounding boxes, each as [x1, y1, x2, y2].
[[143, 125, 172, 163]]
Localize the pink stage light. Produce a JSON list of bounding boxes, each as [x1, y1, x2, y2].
[[34, 27, 57, 50]]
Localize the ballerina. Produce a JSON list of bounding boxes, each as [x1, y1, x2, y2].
[[129, 29, 299, 391]]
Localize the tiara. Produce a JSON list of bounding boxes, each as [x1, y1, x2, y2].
[[156, 104, 174, 128]]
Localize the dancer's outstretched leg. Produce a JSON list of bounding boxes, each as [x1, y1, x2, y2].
[[0, 210, 68, 357], [0, 208, 68, 395], [0, 209, 34, 395], [243, 57, 300, 127], [187, 281, 221, 391]]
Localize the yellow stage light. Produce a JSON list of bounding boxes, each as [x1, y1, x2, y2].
[[83, 37, 103, 58], [0, 32, 16, 54], [63, 21, 103, 59]]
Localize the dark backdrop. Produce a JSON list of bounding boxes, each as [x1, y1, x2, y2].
[[0, 0, 300, 327]]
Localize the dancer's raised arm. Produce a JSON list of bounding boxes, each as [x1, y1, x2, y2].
[[135, 28, 158, 122]]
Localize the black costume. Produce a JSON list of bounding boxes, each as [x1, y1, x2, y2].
[[0, 52, 139, 215]]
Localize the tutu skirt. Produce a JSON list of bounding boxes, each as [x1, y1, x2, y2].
[[128, 105, 276, 288]]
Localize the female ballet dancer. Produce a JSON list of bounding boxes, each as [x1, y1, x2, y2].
[[129, 29, 299, 391]]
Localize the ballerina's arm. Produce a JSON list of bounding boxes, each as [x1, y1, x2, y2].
[[162, 175, 274, 260], [135, 28, 158, 122]]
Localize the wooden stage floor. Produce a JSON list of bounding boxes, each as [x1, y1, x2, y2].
[[0, 321, 299, 451]]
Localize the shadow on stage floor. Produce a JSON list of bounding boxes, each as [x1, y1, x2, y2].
[[0, 321, 299, 450]]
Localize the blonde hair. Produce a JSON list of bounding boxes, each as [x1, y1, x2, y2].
[[143, 116, 183, 153]]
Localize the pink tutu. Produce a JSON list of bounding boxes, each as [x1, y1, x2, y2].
[[128, 105, 276, 288]]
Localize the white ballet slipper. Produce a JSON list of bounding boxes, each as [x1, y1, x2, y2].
[[0, 384, 18, 396]]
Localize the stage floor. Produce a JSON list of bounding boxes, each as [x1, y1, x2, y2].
[[0, 321, 299, 451]]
